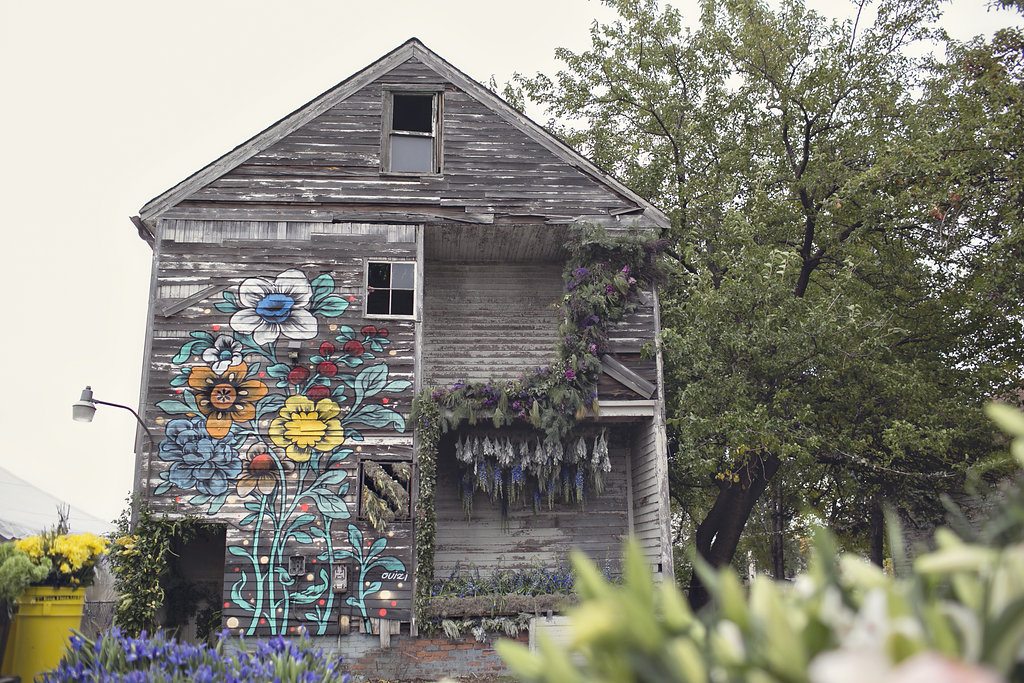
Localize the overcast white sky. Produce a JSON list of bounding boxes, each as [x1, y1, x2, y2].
[[0, 0, 1019, 527]]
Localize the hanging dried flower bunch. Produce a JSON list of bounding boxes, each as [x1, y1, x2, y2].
[[454, 429, 611, 515]]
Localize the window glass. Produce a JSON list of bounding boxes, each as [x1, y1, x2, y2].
[[366, 261, 415, 317], [391, 289, 414, 316], [391, 263, 415, 289], [368, 262, 391, 288], [392, 94, 433, 133], [367, 289, 390, 315], [390, 135, 433, 173]]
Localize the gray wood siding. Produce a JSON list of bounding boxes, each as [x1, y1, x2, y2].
[[631, 419, 664, 568], [421, 261, 562, 387], [178, 58, 638, 222], [433, 430, 631, 575]]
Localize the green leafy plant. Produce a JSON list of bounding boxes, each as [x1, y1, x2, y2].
[[498, 404, 1024, 682], [107, 499, 217, 637]]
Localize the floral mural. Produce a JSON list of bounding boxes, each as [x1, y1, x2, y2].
[[152, 268, 412, 636]]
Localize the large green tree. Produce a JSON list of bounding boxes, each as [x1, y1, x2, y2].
[[517, 0, 1023, 606]]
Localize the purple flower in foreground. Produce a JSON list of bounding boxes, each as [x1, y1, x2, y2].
[[564, 369, 576, 381]]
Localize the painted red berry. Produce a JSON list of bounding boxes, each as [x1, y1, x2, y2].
[[306, 385, 330, 401], [343, 340, 365, 356], [317, 361, 338, 377], [377, 327, 389, 338], [287, 366, 310, 384], [319, 341, 335, 356], [360, 325, 377, 336]]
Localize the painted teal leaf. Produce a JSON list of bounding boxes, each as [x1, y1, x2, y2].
[[230, 573, 251, 609], [335, 326, 356, 342], [348, 525, 364, 556], [364, 581, 382, 594], [368, 537, 388, 559], [345, 404, 406, 431], [291, 531, 314, 543], [375, 556, 406, 572], [208, 493, 227, 514], [313, 469, 347, 488], [239, 513, 258, 526], [183, 392, 202, 416], [311, 492, 350, 520], [169, 368, 192, 387], [291, 580, 327, 605], [152, 481, 172, 495], [244, 501, 262, 513], [383, 379, 412, 393], [171, 340, 204, 364], [266, 363, 292, 378], [310, 274, 335, 303], [326, 449, 353, 469], [290, 513, 317, 528], [227, 546, 251, 558], [314, 295, 349, 317], [355, 365, 389, 398]]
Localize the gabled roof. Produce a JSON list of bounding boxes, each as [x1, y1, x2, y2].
[[138, 38, 671, 230]]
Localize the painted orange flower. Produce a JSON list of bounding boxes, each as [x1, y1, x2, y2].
[[236, 443, 284, 497], [188, 362, 268, 438]]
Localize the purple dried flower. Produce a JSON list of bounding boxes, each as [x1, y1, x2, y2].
[[573, 267, 590, 278], [621, 264, 631, 275], [564, 369, 576, 381], [605, 284, 616, 294], [588, 343, 598, 354]]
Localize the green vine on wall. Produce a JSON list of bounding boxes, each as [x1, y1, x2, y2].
[[108, 499, 220, 637], [411, 226, 666, 624]]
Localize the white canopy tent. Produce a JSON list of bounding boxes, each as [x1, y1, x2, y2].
[[0, 465, 113, 540]]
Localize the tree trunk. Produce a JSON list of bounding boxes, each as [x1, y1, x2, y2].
[[688, 451, 781, 610], [869, 498, 884, 567], [770, 480, 786, 579]]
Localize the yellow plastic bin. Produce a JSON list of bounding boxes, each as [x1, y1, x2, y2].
[[1, 586, 85, 682]]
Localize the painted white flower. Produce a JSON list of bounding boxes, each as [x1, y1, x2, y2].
[[230, 269, 317, 345], [201, 334, 244, 375]]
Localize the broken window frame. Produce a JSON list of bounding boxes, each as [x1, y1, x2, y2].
[[363, 259, 417, 320], [356, 458, 414, 526], [380, 86, 444, 175]]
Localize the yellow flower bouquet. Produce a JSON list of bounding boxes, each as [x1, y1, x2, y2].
[[13, 531, 108, 588]]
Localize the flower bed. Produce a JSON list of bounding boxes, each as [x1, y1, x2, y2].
[[44, 629, 348, 682]]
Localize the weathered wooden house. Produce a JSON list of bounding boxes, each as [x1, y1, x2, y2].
[[131, 38, 672, 669]]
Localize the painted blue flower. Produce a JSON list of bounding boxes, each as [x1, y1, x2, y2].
[[158, 416, 240, 496]]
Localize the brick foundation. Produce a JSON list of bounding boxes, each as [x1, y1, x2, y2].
[[230, 632, 524, 681]]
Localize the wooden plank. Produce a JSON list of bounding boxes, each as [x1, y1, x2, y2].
[[601, 355, 656, 399]]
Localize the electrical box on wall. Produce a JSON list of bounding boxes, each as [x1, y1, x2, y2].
[[332, 564, 349, 594], [288, 554, 306, 577]]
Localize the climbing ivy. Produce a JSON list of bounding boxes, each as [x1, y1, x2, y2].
[[107, 499, 220, 637]]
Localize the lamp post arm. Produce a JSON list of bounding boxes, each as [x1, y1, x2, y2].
[[92, 398, 157, 447]]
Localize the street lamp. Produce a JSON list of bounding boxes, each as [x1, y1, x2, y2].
[[73, 385, 156, 446]]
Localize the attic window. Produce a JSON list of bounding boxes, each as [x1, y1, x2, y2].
[[365, 261, 415, 318], [383, 91, 441, 174]]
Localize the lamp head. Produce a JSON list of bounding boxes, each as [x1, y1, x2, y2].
[[73, 385, 96, 423]]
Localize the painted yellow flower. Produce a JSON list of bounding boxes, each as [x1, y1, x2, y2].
[[269, 395, 345, 462]]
